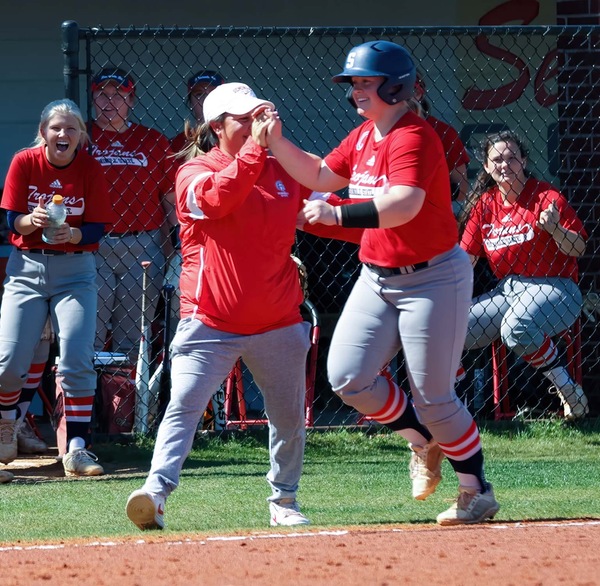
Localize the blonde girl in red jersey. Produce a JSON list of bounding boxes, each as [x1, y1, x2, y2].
[[460, 130, 588, 420], [265, 41, 500, 526], [0, 99, 114, 477]]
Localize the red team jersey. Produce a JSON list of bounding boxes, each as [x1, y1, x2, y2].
[[170, 131, 187, 158], [426, 115, 470, 172], [324, 112, 458, 267], [176, 140, 311, 335], [2, 145, 114, 251], [91, 123, 176, 234], [460, 178, 587, 281]]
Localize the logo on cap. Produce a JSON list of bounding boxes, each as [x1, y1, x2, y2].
[[187, 71, 224, 94], [91, 69, 135, 95]]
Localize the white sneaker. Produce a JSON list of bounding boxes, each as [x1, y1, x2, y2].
[[409, 439, 444, 500], [0, 469, 14, 484], [269, 498, 310, 527], [0, 419, 18, 465], [554, 383, 589, 421], [17, 420, 48, 454], [63, 449, 104, 476], [437, 484, 500, 526], [126, 489, 165, 530]]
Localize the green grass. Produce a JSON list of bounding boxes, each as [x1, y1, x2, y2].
[[2, 419, 600, 544]]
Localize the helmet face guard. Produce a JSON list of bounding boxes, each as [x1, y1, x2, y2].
[[333, 40, 416, 107]]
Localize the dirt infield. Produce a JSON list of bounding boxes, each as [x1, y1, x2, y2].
[[3, 520, 600, 585]]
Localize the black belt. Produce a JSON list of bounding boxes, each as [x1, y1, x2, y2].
[[20, 249, 84, 256], [108, 231, 142, 238], [365, 261, 429, 277]]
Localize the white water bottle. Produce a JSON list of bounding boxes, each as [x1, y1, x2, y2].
[[42, 195, 68, 244]]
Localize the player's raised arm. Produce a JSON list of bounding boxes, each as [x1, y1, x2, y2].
[[265, 111, 348, 193]]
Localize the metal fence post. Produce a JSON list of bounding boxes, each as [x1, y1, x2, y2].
[[61, 20, 80, 105]]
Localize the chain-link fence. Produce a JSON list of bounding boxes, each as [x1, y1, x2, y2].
[[61, 22, 599, 433]]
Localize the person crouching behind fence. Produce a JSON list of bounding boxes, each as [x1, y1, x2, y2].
[[459, 130, 588, 420], [0, 99, 114, 476], [126, 82, 319, 530]]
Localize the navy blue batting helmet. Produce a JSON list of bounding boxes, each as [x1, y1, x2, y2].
[[332, 40, 416, 106]]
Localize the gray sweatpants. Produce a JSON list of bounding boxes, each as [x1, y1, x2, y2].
[[464, 275, 583, 356], [143, 317, 311, 502], [327, 245, 476, 443], [0, 250, 97, 395]]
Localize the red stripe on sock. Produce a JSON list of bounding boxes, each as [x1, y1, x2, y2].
[[444, 434, 482, 460], [0, 391, 22, 406], [64, 396, 94, 421], [522, 335, 558, 369], [438, 421, 482, 461], [366, 378, 407, 424], [23, 362, 46, 389], [440, 420, 478, 449]]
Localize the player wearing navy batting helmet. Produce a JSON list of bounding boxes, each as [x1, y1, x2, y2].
[[264, 39, 500, 526]]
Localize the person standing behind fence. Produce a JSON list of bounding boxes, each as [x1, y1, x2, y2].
[[90, 67, 177, 358], [265, 40, 500, 526], [125, 82, 317, 530], [413, 70, 471, 218], [0, 99, 114, 477], [165, 70, 225, 335], [170, 69, 224, 155], [459, 130, 588, 420]]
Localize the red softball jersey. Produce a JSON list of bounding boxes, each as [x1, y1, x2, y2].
[[324, 111, 458, 267], [2, 145, 114, 252], [460, 178, 587, 281], [170, 131, 187, 158], [426, 115, 470, 171], [175, 139, 310, 335], [91, 123, 176, 234]]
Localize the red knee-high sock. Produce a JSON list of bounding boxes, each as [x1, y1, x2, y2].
[[522, 334, 558, 369], [367, 374, 432, 441], [64, 395, 95, 448], [0, 390, 22, 419], [438, 421, 487, 490], [17, 361, 47, 421]]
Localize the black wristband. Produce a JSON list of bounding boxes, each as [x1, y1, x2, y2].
[[340, 200, 380, 228]]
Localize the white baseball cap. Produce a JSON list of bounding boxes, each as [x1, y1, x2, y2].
[[203, 82, 274, 122]]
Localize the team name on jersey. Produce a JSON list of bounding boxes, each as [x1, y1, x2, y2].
[[91, 144, 148, 167], [482, 222, 534, 251], [348, 168, 388, 199], [27, 187, 85, 215]]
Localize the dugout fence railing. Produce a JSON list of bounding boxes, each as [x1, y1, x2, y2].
[[60, 21, 600, 432]]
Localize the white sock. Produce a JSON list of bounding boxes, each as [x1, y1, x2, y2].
[[17, 401, 31, 423], [395, 430, 431, 448], [455, 473, 483, 491], [541, 365, 572, 389], [68, 437, 86, 453]]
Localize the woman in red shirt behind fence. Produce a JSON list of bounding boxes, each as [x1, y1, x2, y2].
[[460, 130, 588, 420]]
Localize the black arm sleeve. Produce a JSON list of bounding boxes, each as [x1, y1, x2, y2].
[[340, 200, 380, 228]]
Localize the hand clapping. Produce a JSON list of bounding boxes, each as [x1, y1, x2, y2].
[[537, 200, 560, 235]]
